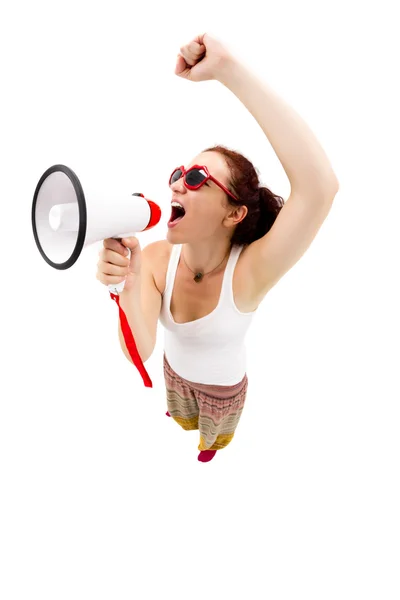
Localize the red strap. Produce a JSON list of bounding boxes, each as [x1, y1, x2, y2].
[[110, 292, 153, 388]]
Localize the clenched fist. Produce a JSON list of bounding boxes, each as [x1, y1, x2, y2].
[[96, 236, 142, 293], [175, 32, 235, 83]]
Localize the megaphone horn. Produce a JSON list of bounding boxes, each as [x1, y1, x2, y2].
[[32, 163, 161, 273]]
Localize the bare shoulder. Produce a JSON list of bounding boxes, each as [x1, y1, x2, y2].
[[142, 238, 169, 256], [141, 239, 171, 294]]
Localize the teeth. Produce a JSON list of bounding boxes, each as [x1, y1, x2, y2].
[[171, 201, 184, 209]]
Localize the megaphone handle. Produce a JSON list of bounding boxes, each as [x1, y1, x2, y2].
[[107, 237, 131, 295], [108, 280, 126, 295]]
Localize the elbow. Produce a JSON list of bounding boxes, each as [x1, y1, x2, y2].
[[122, 345, 153, 365], [329, 175, 340, 195]]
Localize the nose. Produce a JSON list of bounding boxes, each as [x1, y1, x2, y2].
[[169, 176, 187, 193]]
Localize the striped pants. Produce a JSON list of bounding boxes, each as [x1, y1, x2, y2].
[[163, 353, 248, 451]]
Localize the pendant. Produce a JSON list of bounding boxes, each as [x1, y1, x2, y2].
[[194, 272, 203, 282]]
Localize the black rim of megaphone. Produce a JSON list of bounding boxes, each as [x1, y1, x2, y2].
[[32, 164, 87, 270]]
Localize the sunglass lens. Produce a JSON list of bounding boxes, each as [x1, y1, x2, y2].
[[186, 168, 207, 187], [170, 169, 183, 184]]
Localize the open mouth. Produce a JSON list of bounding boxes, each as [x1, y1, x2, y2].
[[169, 204, 186, 224]]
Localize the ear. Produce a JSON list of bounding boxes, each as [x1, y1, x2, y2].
[[224, 205, 248, 227]]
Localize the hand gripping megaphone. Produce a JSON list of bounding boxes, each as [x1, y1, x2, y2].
[[32, 164, 162, 388]]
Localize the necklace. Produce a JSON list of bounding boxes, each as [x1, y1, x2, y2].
[[181, 247, 230, 282]]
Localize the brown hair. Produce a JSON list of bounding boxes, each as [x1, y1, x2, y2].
[[202, 144, 285, 247]]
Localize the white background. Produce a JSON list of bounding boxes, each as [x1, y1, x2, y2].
[[1, 1, 399, 598]]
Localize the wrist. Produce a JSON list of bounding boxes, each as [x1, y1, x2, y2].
[[119, 280, 142, 306], [215, 56, 247, 89]]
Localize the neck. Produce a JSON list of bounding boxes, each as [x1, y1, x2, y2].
[[182, 237, 232, 275]]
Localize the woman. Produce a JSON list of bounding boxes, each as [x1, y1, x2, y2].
[[97, 33, 339, 463]]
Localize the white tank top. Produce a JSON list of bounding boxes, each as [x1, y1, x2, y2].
[[159, 243, 257, 385]]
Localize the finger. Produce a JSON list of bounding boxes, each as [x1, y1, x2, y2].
[[194, 33, 207, 46], [120, 237, 139, 250], [103, 238, 129, 256], [179, 43, 203, 65], [101, 249, 130, 267], [97, 270, 126, 283], [97, 260, 129, 277], [190, 40, 206, 54], [180, 47, 203, 62], [175, 54, 190, 76], [179, 50, 196, 67], [97, 272, 126, 285], [186, 41, 205, 55]]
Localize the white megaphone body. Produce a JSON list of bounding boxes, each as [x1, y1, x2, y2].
[[31, 164, 162, 295]]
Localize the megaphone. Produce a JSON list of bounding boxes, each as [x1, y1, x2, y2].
[[32, 164, 162, 388], [31, 164, 161, 295]]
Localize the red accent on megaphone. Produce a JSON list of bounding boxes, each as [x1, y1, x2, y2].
[[144, 200, 162, 231]]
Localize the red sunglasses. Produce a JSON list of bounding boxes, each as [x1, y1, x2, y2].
[[169, 165, 239, 202]]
